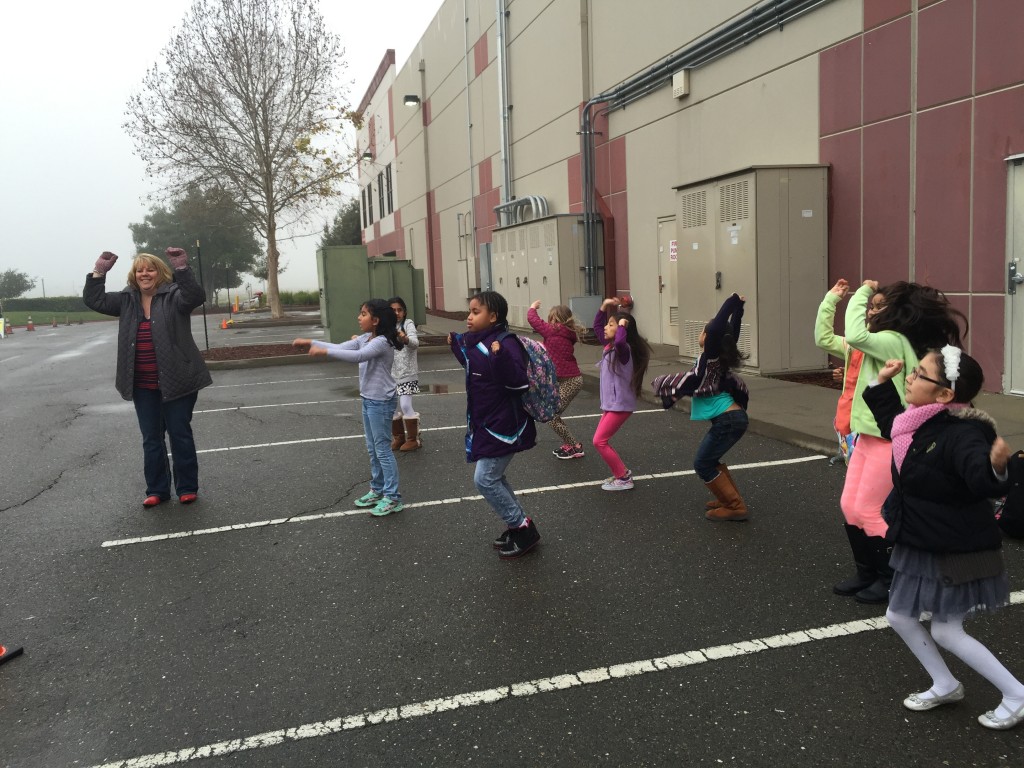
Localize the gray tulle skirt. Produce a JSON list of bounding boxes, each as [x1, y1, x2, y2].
[[888, 543, 1010, 622]]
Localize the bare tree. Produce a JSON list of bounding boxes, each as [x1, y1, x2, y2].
[[125, 0, 357, 318]]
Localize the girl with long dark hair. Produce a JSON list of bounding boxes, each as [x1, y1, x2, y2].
[[293, 299, 406, 516]]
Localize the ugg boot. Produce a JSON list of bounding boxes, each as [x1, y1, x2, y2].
[[399, 414, 421, 451], [854, 536, 893, 604], [704, 471, 748, 521], [833, 524, 877, 596], [391, 418, 406, 451], [705, 464, 733, 509]]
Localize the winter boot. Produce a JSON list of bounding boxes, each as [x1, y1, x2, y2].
[[833, 524, 877, 596], [704, 470, 748, 521], [400, 414, 421, 451], [705, 464, 733, 509], [390, 418, 406, 451], [854, 536, 894, 604]]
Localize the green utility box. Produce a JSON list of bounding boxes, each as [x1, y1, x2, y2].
[[316, 246, 426, 342]]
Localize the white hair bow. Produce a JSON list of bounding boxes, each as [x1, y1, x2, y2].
[[940, 345, 961, 391]]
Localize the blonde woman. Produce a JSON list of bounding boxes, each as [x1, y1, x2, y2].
[[84, 248, 211, 509]]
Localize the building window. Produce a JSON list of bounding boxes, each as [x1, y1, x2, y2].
[[366, 182, 374, 224], [378, 172, 385, 220], [385, 163, 394, 215]]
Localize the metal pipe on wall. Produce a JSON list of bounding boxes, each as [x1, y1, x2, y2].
[[463, 0, 477, 267], [496, 0, 513, 207]]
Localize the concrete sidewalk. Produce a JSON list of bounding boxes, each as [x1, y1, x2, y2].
[[418, 314, 1024, 454]]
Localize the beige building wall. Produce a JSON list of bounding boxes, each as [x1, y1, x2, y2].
[[360, 0, 852, 340]]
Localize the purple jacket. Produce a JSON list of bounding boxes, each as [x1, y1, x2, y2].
[[450, 325, 537, 461], [594, 310, 636, 413], [527, 307, 582, 378]]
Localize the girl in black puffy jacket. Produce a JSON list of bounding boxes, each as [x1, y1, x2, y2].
[[864, 348, 1024, 731]]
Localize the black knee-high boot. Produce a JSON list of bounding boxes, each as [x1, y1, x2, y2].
[[834, 524, 876, 596], [854, 536, 893, 604]]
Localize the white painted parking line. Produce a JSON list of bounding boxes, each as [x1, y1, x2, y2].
[[83, 593, 1024, 768], [194, 391, 463, 414], [101, 455, 824, 548], [192, 408, 663, 453], [207, 367, 464, 389], [0, 355, 22, 363]]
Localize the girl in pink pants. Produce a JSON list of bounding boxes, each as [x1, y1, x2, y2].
[[592, 298, 651, 491]]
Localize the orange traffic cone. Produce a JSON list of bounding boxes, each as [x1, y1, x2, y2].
[[221, 317, 228, 330], [26, 315, 34, 331], [4, 320, 12, 335], [0, 644, 23, 666]]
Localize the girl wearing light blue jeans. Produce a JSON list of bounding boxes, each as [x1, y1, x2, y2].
[[294, 299, 405, 516]]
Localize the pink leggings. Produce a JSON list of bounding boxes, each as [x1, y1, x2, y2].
[[593, 411, 632, 478], [839, 434, 891, 537]]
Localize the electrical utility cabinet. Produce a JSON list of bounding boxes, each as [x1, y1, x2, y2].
[[490, 214, 603, 329], [673, 166, 828, 374], [316, 246, 425, 342]]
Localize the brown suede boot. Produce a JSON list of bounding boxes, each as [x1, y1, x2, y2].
[[705, 464, 732, 509], [704, 471, 748, 521], [391, 418, 406, 451], [399, 415, 421, 451]]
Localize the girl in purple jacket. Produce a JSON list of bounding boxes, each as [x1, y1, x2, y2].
[[527, 300, 587, 459], [593, 298, 651, 491], [449, 291, 540, 558]]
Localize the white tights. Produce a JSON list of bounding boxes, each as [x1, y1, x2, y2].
[[886, 608, 1024, 716], [394, 394, 415, 419]]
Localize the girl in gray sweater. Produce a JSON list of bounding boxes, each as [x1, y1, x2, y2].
[[294, 299, 405, 516]]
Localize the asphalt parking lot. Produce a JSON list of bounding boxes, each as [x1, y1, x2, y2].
[[1, 321, 1023, 767]]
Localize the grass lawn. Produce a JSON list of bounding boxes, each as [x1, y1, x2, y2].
[[1, 310, 112, 327]]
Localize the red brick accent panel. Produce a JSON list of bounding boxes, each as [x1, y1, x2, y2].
[[915, 102, 971, 291], [819, 38, 862, 136], [474, 34, 488, 79], [976, 0, 1024, 94], [917, 0, 973, 110], [864, 0, 910, 30], [819, 130, 861, 295], [862, 116, 911, 283], [863, 17, 911, 124]]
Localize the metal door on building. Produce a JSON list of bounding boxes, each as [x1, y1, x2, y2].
[[657, 217, 679, 346], [1007, 157, 1024, 395]]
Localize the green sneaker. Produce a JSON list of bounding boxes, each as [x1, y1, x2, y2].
[[354, 490, 383, 508], [370, 497, 404, 517]]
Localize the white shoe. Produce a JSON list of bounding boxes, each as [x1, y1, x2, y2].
[[903, 683, 964, 712], [978, 701, 1024, 730]]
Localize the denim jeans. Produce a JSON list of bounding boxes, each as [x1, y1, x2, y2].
[[133, 388, 199, 498], [474, 454, 526, 527], [693, 408, 749, 482], [363, 395, 400, 500]]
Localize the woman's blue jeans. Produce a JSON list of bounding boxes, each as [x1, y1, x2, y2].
[[693, 409, 749, 482], [133, 388, 199, 499], [473, 454, 526, 527], [363, 395, 400, 500]]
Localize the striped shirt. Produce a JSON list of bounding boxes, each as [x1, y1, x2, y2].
[[134, 319, 159, 389]]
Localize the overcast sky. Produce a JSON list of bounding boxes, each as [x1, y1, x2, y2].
[[0, 0, 443, 298]]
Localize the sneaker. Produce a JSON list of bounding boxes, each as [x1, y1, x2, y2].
[[498, 519, 540, 558], [601, 471, 634, 491], [370, 497, 404, 517], [493, 528, 513, 549], [553, 443, 585, 460], [354, 490, 384, 508]]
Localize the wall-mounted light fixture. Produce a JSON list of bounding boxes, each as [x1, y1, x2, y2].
[[361, 151, 373, 161], [403, 94, 421, 107]]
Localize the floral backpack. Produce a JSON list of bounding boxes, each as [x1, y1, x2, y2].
[[497, 331, 560, 423]]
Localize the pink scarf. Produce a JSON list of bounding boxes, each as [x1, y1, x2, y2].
[[890, 402, 964, 472]]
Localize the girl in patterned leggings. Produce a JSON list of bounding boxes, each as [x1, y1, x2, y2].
[[527, 300, 587, 459]]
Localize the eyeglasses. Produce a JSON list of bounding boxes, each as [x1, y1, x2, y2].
[[908, 367, 946, 387]]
